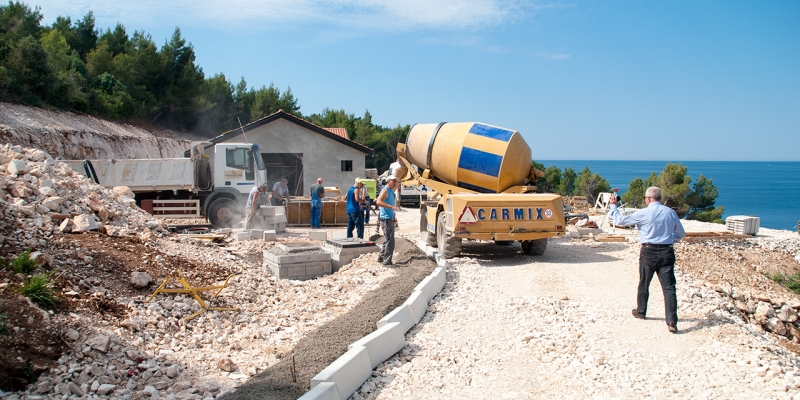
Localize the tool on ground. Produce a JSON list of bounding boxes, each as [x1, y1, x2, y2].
[[290, 353, 297, 383], [141, 271, 240, 322]]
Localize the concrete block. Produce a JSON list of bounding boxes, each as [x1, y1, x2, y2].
[[259, 206, 284, 216], [306, 264, 324, 276], [416, 240, 427, 250], [249, 229, 263, 239], [425, 245, 435, 257], [376, 304, 416, 333], [311, 346, 371, 400], [437, 256, 447, 268], [289, 266, 305, 276], [431, 267, 446, 292], [309, 230, 328, 240], [263, 251, 331, 264], [298, 384, 339, 400], [235, 232, 249, 242], [331, 229, 347, 239], [349, 322, 405, 369], [265, 214, 288, 224], [404, 291, 428, 324], [262, 230, 277, 241], [298, 382, 340, 400], [414, 275, 439, 302]]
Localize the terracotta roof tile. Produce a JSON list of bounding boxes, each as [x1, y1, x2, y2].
[[323, 127, 349, 139]]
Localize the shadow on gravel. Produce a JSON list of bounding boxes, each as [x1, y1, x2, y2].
[[458, 239, 624, 267], [225, 238, 436, 400]]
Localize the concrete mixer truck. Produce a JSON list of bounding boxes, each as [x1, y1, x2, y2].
[[395, 122, 566, 258]]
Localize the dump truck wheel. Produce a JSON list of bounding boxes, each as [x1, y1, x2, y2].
[[437, 212, 462, 259], [419, 209, 437, 246], [208, 198, 241, 228], [521, 239, 547, 255]]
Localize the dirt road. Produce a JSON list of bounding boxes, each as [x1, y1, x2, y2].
[[348, 210, 800, 399]]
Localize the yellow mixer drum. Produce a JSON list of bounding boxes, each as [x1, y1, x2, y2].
[[404, 122, 532, 193]]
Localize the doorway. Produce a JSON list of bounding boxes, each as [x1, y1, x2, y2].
[[261, 153, 304, 196]]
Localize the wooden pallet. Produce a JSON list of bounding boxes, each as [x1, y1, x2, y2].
[[682, 231, 753, 241], [590, 233, 628, 242]]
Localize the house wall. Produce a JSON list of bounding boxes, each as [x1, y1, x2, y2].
[[218, 119, 366, 196]]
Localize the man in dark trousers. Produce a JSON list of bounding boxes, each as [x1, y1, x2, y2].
[[309, 177, 325, 229], [345, 179, 365, 239], [376, 175, 402, 266], [609, 186, 685, 333]]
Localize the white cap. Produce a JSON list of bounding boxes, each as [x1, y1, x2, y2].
[[386, 175, 397, 180]]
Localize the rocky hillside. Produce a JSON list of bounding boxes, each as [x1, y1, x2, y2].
[[0, 102, 204, 160]]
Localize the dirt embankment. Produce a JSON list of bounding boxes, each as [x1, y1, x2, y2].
[[0, 102, 204, 160]]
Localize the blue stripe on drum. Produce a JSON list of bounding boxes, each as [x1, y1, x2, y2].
[[468, 123, 514, 142], [458, 147, 502, 178], [457, 181, 495, 193]]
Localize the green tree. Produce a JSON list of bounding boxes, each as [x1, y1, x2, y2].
[[3, 35, 56, 104], [99, 23, 128, 56], [622, 177, 646, 208], [558, 167, 576, 196], [154, 27, 204, 128], [195, 72, 235, 136], [657, 163, 691, 217], [574, 166, 610, 204], [686, 174, 724, 223], [69, 11, 97, 60], [39, 29, 70, 71]]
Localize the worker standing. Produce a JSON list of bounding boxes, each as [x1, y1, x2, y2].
[[271, 178, 290, 206], [244, 184, 266, 231], [376, 175, 402, 266], [345, 179, 365, 239], [310, 177, 325, 229], [609, 186, 685, 333]]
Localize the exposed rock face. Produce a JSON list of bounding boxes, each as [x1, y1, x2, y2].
[[0, 102, 203, 160]]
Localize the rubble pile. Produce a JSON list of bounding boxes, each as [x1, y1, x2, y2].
[[678, 239, 800, 344], [0, 144, 401, 399]]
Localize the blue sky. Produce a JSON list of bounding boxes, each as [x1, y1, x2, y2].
[[31, 0, 800, 161]]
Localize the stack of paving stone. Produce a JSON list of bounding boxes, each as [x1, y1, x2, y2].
[[263, 242, 332, 280], [260, 206, 286, 232]]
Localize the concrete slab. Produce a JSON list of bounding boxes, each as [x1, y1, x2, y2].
[[376, 304, 416, 333], [298, 382, 340, 400], [262, 230, 277, 241], [349, 322, 405, 369], [414, 275, 439, 302], [431, 267, 446, 293], [323, 240, 380, 272], [309, 230, 328, 241], [311, 346, 371, 400], [404, 290, 428, 324]]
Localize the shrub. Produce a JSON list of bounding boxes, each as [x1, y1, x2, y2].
[[7, 249, 37, 274], [769, 272, 800, 295], [20, 272, 59, 307]]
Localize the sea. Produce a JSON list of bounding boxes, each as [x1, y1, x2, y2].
[[536, 160, 800, 232]]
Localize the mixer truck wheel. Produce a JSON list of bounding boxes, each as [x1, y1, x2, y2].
[[521, 239, 547, 255], [208, 198, 241, 228], [419, 209, 437, 247], [494, 240, 514, 246], [436, 212, 462, 259]]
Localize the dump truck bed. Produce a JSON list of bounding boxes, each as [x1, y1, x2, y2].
[[63, 158, 195, 193]]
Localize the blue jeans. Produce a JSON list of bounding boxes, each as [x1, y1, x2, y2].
[[310, 200, 322, 228], [347, 212, 364, 239], [637, 246, 678, 325]]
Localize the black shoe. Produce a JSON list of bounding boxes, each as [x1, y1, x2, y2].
[[631, 309, 645, 320], [382, 261, 393, 266], [667, 323, 678, 333], [377, 257, 383, 263]]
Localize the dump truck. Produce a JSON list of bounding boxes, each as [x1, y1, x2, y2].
[[64, 141, 266, 228], [395, 122, 566, 258]]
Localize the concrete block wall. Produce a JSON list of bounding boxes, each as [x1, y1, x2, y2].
[[300, 241, 448, 400]]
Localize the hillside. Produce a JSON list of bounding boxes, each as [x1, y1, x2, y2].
[[0, 102, 204, 160]]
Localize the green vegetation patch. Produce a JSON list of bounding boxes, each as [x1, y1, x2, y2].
[[769, 272, 800, 295], [20, 272, 60, 308]]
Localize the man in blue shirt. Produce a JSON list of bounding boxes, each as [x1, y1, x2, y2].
[[345, 179, 365, 239], [309, 177, 325, 229], [610, 186, 685, 333], [376, 175, 402, 266]]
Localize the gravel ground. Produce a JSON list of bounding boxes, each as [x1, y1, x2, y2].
[[347, 210, 800, 399]]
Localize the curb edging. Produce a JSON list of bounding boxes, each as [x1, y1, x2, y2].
[[298, 240, 446, 400]]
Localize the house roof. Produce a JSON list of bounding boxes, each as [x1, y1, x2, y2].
[[212, 110, 373, 155], [323, 127, 349, 139]]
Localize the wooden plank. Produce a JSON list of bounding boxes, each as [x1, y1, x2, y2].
[[682, 231, 752, 241], [591, 233, 628, 242]]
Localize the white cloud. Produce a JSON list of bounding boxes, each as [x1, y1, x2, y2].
[[32, 0, 533, 32], [535, 52, 570, 60]]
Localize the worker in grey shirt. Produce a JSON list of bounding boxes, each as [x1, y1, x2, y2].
[[244, 184, 266, 231], [271, 178, 290, 206], [609, 186, 685, 333]]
